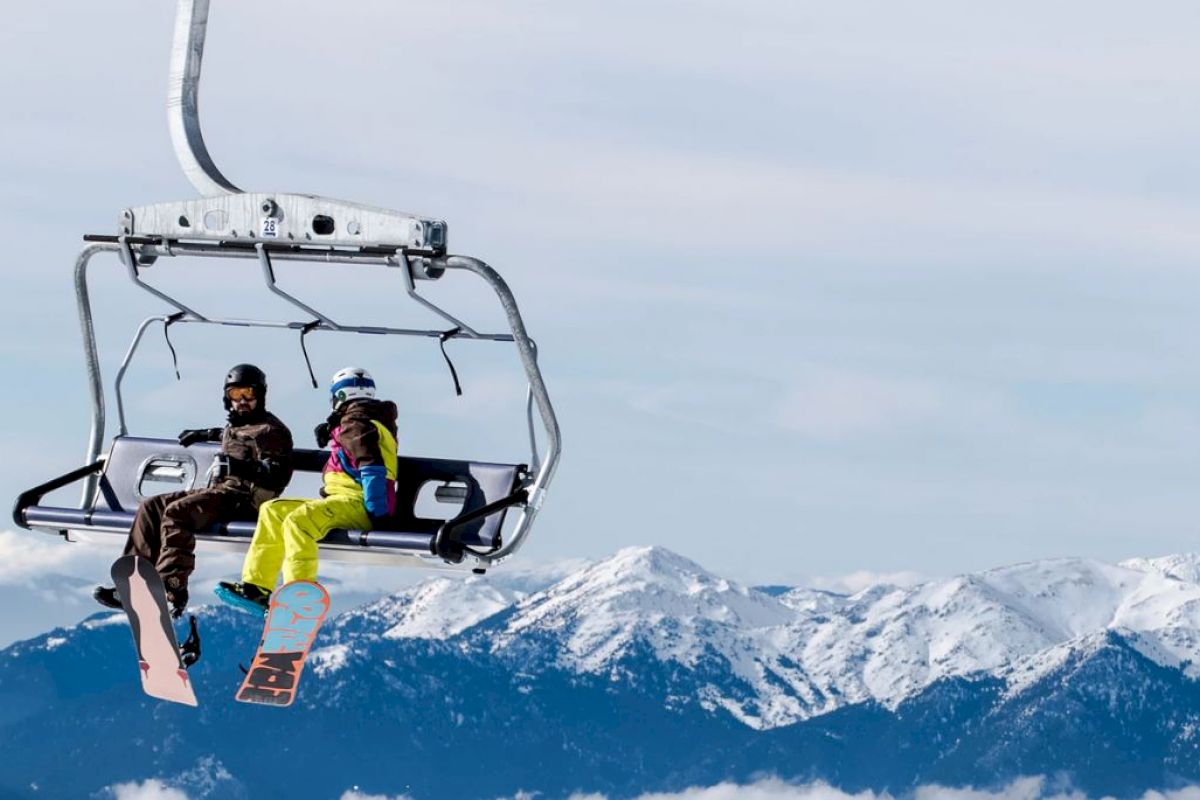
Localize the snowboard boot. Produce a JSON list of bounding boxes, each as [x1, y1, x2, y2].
[[215, 580, 271, 615], [93, 585, 122, 610]]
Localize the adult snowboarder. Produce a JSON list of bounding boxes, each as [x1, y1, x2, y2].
[[94, 364, 295, 617], [217, 366, 398, 612]]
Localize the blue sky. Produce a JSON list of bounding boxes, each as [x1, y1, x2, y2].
[[4, 0, 1200, 643]]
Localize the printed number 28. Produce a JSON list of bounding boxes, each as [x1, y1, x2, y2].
[[262, 219, 278, 237]]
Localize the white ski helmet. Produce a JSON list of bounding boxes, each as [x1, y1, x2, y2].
[[330, 366, 376, 409]]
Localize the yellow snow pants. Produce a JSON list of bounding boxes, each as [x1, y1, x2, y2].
[[241, 494, 369, 590]]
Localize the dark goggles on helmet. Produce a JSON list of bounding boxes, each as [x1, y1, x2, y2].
[[225, 386, 258, 402]]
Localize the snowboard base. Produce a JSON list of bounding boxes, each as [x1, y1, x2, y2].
[[111, 555, 197, 707], [236, 580, 330, 707]]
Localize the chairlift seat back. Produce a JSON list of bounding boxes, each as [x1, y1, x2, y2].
[[20, 436, 525, 558]]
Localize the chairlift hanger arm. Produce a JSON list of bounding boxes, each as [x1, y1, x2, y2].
[[169, 0, 239, 196]]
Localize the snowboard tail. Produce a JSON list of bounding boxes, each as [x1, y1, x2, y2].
[[111, 555, 198, 707], [236, 580, 330, 707]]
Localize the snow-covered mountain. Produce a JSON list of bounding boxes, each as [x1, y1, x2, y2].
[[314, 546, 1200, 730], [1, 546, 1199, 799]]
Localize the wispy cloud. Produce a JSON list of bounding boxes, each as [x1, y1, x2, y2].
[[107, 779, 189, 800], [773, 369, 945, 441], [0, 530, 111, 587]]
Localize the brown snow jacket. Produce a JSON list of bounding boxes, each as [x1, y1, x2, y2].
[[216, 410, 295, 506], [331, 399, 398, 469]]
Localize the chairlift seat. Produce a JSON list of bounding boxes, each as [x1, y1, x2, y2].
[[16, 436, 525, 560]]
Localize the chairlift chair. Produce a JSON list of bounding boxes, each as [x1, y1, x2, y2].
[[12, 0, 561, 572]]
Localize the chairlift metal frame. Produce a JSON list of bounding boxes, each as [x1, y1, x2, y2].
[[13, 0, 561, 571]]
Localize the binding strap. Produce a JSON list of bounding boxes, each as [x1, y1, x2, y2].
[[179, 615, 202, 669]]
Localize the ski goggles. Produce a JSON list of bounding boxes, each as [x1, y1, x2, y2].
[[225, 386, 258, 402]]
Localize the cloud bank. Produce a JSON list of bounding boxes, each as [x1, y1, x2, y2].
[[559, 778, 1200, 800]]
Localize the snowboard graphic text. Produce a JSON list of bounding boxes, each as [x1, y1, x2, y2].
[[237, 581, 330, 707]]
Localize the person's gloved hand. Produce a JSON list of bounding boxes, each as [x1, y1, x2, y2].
[[225, 456, 264, 480], [315, 411, 341, 448], [314, 422, 331, 448], [168, 588, 188, 619], [164, 577, 188, 619], [360, 465, 390, 520], [178, 428, 221, 447]]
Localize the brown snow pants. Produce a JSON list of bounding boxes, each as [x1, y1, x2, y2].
[[123, 486, 255, 589]]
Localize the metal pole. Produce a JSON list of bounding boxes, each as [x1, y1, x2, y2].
[[396, 254, 480, 336], [440, 256, 561, 563], [256, 243, 342, 329], [74, 244, 120, 507], [119, 237, 207, 320], [114, 317, 174, 437], [168, 0, 240, 196]]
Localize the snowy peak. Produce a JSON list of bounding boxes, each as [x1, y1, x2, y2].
[[511, 545, 793, 628], [479, 546, 821, 728], [1121, 553, 1200, 585], [975, 558, 1152, 639], [324, 558, 590, 644], [350, 576, 518, 641], [498, 545, 794, 657]]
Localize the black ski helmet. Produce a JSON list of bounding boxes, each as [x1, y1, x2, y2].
[[223, 363, 267, 410]]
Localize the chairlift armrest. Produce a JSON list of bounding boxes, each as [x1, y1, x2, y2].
[[431, 487, 530, 563], [12, 460, 106, 529]]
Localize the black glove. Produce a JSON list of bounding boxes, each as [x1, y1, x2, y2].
[[315, 409, 343, 448], [225, 456, 264, 480], [178, 427, 221, 447], [168, 590, 188, 619], [164, 579, 188, 618], [314, 422, 331, 448]]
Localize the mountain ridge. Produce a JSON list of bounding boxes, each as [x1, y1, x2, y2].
[[2, 546, 1200, 798]]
